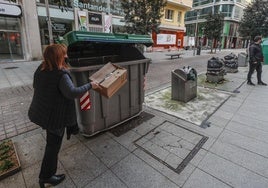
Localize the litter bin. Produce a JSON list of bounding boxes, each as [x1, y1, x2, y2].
[[262, 38, 268, 65], [238, 52, 247, 67], [62, 31, 153, 137], [171, 67, 197, 103]]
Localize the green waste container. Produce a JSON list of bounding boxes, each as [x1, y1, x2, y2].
[[262, 38, 268, 65], [62, 31, 153, 137]]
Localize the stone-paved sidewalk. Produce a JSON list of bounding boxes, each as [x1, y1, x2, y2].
[[0, 85, 37, 141]]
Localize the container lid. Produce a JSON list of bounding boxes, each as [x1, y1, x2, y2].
[[62, 31, 153, 48]]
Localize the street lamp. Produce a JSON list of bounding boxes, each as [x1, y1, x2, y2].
[[193, 8, 201, 56]]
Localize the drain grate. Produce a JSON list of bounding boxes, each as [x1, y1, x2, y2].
[[134, 120, 208, 174], [109, 111, 155, 137], [4, 66, 19, 70]]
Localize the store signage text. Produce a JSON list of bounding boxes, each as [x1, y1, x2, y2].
[[73, 0, 109, 12], [0, 3, 22, 17], [73, 0, 124, 16]]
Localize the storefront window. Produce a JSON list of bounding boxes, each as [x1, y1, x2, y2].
[[0, 17, 23, 61]]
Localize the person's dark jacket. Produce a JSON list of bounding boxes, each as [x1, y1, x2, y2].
[[28, 65, 91, 131], [249, 43, 264, 63]]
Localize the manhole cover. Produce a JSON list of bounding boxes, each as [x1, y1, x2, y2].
[[4, 67, 18, 70], [134, 121, 208, 174], [109, 111, 155, 137]]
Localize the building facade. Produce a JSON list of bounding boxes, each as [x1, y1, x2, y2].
[[184, 0, 251, 49], [0, 0, 125, 62], [152, 0, 192, 50], [1, 0, 198, 62]]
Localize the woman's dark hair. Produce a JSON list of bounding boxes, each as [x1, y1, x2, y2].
[[41, 44, 68, 71]]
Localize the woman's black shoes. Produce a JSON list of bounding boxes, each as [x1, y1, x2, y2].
[[39, 174, 65, 188]]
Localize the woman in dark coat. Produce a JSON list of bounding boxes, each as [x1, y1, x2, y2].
[[28, 44, 99, 187]]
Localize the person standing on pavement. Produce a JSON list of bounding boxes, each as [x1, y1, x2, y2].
[[247, 36, 267, 86], [28, 44, 99, 188], [217, 41, 222, 51]]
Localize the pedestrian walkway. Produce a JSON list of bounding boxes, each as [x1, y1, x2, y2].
[[2, 50, 268, 188]]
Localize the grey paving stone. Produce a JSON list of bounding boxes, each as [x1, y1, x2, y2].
[[84, 170, 128, 188], [219, 130, 268, 157], [159, 122, 203, 144], [84, 133, 130, 167], [176, 118, 223, 139], [237, 110, 268, 123], [110, 129, 140, 151], [134, 148, 195, 187], [61, 133, 81, 151], [145, 107, 178, 123], [22, 160, 75, 188], [21, 162, 41, 188], [206, 115, 230, 128], [140, 139, 171, 162], [219, 102, 241, 114], [212, 109, 234, 120], [210, 140, 268, 178], [132, 121, 158, 136], [143, 110, 166, 126], [13, 133, 45, 168], [59, 142, 107, 187], [189, 149, 208, 167], [183, 168, 231, 188], [225, 120, 268, 144], [111, 154, 179, 188], [239, 101, 268, 114], [198, 152, 268, 188], [247, 89, 268, 102], [232, 113, 268, 132], [0, 172, 26, 188], [145, 131, 194, 160], [223, 96, 244, 107]]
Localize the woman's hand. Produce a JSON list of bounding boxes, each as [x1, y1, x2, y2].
[[90, 81, 101, 90]]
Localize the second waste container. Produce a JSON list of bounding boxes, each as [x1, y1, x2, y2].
[[262, 38, 268, 65], [62, 31, 153, 137]]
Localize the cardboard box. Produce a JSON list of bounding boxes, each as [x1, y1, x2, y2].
[[89, 62, 127, 98]]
